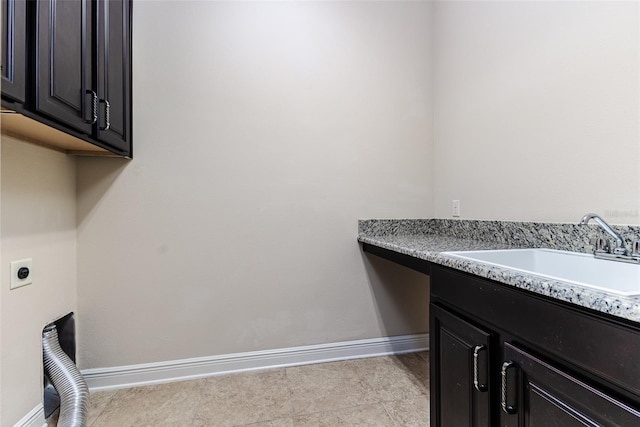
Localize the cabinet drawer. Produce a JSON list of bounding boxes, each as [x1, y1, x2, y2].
[[432, 266, 640, 400]]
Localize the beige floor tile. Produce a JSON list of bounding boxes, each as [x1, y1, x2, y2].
[[286, 360, 379, 416], [86, 353, 430, 426], [351, 354, 429, 402], [192, 369, 292, 427], [293, 404, 396, 427], [384, 394, 430, 427], [87, 390, 118, 426], [91, 379, 202, 427], [245, 418, 295, 427], [417, 351, 429, 362], [396, 352, 429, 382]]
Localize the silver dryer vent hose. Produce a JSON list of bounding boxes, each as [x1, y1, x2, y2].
[[43, 325, 90, 427]]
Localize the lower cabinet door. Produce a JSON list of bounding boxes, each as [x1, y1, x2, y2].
[[501, 342, 640, 426], [431, 303, 492, 427]]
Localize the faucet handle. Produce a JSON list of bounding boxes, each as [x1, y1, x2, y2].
[[594, 237, 609, 253], [612, 245, 628, 256]]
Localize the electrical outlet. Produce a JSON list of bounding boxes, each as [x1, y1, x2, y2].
[[10, 258, 33, 290], [452, 200, 461, 217]]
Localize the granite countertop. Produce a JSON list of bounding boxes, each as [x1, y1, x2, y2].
[[358, 219, 640, 324]]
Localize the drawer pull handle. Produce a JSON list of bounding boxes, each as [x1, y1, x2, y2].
[[473, 345, 488, 392], [501, 360, 518, 414]]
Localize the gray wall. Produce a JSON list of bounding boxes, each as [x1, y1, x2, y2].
[[1, 137, 77, 426], [433, 1, 640, 223], [76, 0, 433, 370]]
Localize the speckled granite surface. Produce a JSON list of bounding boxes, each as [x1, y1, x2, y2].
[[358, 219, 640, 323]]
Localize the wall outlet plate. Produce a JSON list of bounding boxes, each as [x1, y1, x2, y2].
[[10, 258, 33, 289]]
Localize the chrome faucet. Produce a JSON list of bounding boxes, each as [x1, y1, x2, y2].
[[579, 213, 626, 255]]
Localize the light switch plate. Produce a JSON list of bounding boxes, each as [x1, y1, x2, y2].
[[10, 258, 33, 290], [452, 200, 461, 217]]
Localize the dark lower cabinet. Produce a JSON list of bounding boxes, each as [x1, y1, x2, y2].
[[502, 342, 640, 427], [430, 265, 640, 427], [431, 304, 491, 426]]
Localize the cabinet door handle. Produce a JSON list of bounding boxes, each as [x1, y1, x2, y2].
[[99, 99, 111, 131], [473, 344, 488, 392], [501, 360, 518, 414], [85, 90, 98, 124]]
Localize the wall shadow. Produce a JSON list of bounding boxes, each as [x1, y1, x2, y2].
[[360, 249, 430, 340], [76, 157, 130, 230]]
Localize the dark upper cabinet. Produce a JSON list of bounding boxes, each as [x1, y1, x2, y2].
[[95, 0, 130, 151], [35, 0, 93, 135], [1, 0, 26, 103], [1, 0, 132, 157]]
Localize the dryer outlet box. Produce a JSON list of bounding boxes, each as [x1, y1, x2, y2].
[[10, 258, 33, 289]]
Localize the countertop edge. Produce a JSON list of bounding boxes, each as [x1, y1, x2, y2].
[[358, 234, 640, 324]]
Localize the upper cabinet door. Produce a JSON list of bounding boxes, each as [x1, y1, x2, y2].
[[96, 0, 131, 152], [2, 0, 26, 103], [35, 0, 93, 135]]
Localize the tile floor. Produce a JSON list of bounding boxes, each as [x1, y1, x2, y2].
[[84, 352, 430, 426]]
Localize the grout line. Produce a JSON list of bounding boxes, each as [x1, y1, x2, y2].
[[186, 379, 205, 426], [242, 417, 294, 426], [283, 367, 296, 421], [381, 401, 401, 427], [87, 389, 119, 426], [291, 402, 391, 419]]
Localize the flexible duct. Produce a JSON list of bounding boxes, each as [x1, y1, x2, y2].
[[43, 325, 89, 427]]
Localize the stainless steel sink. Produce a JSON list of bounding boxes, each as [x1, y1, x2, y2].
[[443, 248, 640, 296]]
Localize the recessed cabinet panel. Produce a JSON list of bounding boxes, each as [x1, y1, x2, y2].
[[440, 331, 473, 426], [2, 0, 26, 102], [36, 0, 93, 135], [528, 385, 595, 427], [502, 342, 640, 427], [96, 0, 131, 151], [431, 304, 491, 427]]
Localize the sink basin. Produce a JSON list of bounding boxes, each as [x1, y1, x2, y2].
[[443, 248, 640, 296]]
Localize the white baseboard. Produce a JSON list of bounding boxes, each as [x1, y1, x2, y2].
[[83, 333, 428, 392], [13, 403, 45, 427]]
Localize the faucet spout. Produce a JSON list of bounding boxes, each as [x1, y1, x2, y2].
[[579, 213, 624, 251]]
